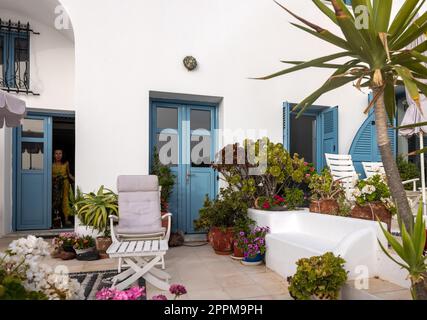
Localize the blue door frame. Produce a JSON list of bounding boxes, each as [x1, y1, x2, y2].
[[283, 102, 339, 171], [12, 111, 75, 231], [150, 100, 218, 234]]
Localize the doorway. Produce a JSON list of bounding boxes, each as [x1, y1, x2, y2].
[[150, 101, 217, 234], [13, 113, 75, 231], [290, 114, 317, 165]]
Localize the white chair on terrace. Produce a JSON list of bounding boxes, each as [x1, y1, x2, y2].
[[324, 153, 359, 200], [109, 175, 172, 271]]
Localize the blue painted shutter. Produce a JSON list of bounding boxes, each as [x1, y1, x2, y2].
[[283, 102, 291, 150], [350, 94, 396, 177], [320, 106, 339, 169]]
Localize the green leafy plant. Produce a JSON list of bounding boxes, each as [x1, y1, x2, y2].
[[68, 186, 84, 216], [309, 169, 351, 216], [378, 205, 427, 300], [212, 138, 313, 208], [288, 252, 348, 300], [397, 155, 420, 190], [353, 174, 396, 214], [151, 147, 176, 212], [76, 186, 118, 236], [194, 188, 250, 231], [284, 188, 305, 210], [73, 235, 96, 250]]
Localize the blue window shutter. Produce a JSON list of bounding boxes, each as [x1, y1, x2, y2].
[[350, 93, 396, 177], [283, 102, 291, 150], [319, 106, 338, 169]]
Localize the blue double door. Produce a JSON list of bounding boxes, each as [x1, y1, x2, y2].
[[14, 116, 52, 230], [151, 102, 217, 234]]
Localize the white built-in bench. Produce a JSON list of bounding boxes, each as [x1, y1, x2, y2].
[[248, 209, 387, 280]]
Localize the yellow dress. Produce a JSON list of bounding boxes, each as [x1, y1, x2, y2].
[[52, 162, 71, 219]]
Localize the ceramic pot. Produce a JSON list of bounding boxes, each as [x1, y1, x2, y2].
[[241, 253, 264, 266], [309, 199, 339, 215], [210, 227, 234, 255], [62, 244, 76, 254], [96, 237, 112, 259], [74, 246, 95, 255], [350, 202, 392, 232], [232, 240, 244, 259]]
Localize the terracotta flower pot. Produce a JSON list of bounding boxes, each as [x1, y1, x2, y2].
[[309, 199, 339, 215], [209, 227, 234, 255], [233, 240, 244, 259], [350, 202, 392, 232], [96, 237, 112, 259]]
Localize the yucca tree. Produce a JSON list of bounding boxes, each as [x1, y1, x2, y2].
[[258, 0, 427, 299]]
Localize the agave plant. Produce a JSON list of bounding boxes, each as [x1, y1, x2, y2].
[[76, 186, 118, 236], [258, 0, 427, 299], [378, 204, 427, 300]]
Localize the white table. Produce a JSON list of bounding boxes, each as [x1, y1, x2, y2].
[[107, 240, 171, 291]]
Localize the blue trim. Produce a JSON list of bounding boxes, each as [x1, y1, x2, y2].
[[12, 112, 74, 231], [149, 99, 218, 233], [284, 102, 338, 172]]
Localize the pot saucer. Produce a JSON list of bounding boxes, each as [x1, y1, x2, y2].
[[230, 254, 244, 260]]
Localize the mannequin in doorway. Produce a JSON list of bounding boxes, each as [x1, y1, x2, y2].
[[52, 149, 75, 228]]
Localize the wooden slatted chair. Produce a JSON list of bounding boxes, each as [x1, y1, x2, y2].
[[324, 153, 359, 200], [109, 175, 172, 272]]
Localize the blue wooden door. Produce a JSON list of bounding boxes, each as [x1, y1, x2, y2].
[[319, 106, 339, 169], [15, 116, 52, 230], [151, 102, 216, 234]]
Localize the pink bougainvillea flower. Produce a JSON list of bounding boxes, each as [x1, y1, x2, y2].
[[126, 286, 145, 300], [96, 288, 116, 300]]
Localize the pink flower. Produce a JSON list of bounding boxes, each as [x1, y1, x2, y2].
[[113, 291, 130, 300], [305, 174, 311, 178], [262, 202, 271, 209], [152, 294, 168, 300], [126, 286, 145, 300], [310, 167, 315, 172], [96, 288, 116, 300], [304, 162, 309, 166], [169, 284, 187, 297]]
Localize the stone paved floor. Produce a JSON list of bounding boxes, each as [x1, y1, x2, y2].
[[0, 236, 412, 300]]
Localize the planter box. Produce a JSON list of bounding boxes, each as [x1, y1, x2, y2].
[[350, 203, 392, 232], [309, 199, 339, 215]]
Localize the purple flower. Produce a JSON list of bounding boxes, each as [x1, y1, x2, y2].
[[239, 231, 245, 237], [152, 294, 168, 300], [169, 284, 187, 297]]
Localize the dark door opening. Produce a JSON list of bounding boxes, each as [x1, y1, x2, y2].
[[290, 113, 316, 165], [52, 116, 75, 229]]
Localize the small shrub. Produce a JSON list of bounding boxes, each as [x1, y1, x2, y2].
[[397, 155, 420, 190], [283, 188, 305, 210], [288, 252, 348, 300]]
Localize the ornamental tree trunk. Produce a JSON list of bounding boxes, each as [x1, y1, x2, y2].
[[373, 87, 427, 300], [373, 87, 414, 232]]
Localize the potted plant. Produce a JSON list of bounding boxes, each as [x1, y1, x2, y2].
[[76, 186, 118, 258], [238, 226, 269, 266], [212, 139, 312, 214], [73, 235, 96, 255], [232, 215, 255, 259], [194, 188, 250, 255], [308, 169, 350, 216], [351, 174, 396, 232], [288, 252, 348, 300]]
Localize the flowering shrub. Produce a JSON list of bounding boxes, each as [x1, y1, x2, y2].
[[236, 226, 269, 259], [52, 232, 78, 250], [352, 174, 396, 214], [0, 236, 81, 300], [73, 236, 95, 250], [96, 284, 187, 301], [95, 286, 145, 300], [257, 195, 286, 210]]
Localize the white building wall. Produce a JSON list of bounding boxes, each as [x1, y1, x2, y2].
[[60, 0, 374, 193], [0, 7, 75, 236]]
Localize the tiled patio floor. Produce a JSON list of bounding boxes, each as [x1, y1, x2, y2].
[[0, 236, 412, 300]]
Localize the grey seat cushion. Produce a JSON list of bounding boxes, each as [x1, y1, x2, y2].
[[116, 175, 163, 235]]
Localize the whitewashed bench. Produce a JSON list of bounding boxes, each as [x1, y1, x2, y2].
[[248, 209, 387, 280], [107, 240, 171, 291]]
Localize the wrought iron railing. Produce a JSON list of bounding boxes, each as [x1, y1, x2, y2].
[[0, 19, 39, 95]]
